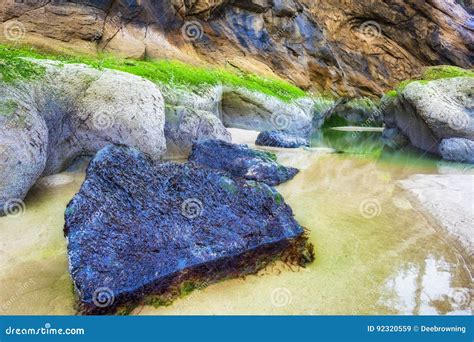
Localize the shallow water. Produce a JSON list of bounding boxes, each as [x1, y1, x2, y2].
[[0, 129, 472, 315]]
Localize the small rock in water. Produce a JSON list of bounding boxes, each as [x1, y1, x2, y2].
[[255, 131, 310, 148], [189, 139, 299, 186], [64, 145, 312, 314], [439, 138, 474, 164]]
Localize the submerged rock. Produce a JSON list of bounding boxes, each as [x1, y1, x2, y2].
[[256, 130, 310, 148], [189, 139, 299, 185], [439, 138, 474, 163], [65, 145, 312, 314]]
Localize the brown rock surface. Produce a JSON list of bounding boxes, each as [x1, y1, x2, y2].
[[0, 0, 472, 96]]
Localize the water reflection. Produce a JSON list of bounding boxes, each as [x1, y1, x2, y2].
[[378, 255, 472, 315], [0, 129, 472, 315], [311, 128, 384, 157]]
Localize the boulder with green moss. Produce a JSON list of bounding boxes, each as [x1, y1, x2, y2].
[[0, 59, 166, 214], [221, 87, 314, 136], [382, 71, 473, 163]]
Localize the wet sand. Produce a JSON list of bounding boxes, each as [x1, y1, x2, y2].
[[0, 129, 472, 315]]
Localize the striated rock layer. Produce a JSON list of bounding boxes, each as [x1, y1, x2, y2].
[[0, 0, 472, 96], [65, 145, 313, 314]]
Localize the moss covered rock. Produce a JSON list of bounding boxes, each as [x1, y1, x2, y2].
[[382, 75, 474, 163], [0, 58, 166, 215]]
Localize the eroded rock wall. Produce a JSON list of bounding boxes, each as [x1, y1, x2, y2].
[[0, 0, 472, 96]]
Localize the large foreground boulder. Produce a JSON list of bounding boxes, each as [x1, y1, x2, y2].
[[382, 76, 474, 163], [0, 58, 166, 215], [65, 145, 313, 314], [256, 130, 310, 148], [189, 139, 299, 186]]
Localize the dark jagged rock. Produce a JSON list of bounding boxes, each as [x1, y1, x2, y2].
[[64, 145, 312, 315], [189, 139, 299, 186], [256, 131, 310, 149]]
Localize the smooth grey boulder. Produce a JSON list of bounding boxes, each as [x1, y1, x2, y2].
[[161, 84, 314, 138], [164, 105, 231, 158], [221, 87, 313, 136], [0, 85, 48, 214], [439, 138, 474, 163], [401, 77, 473, 140], [381, 77, 474, 160], [161, 85, 223, 116], [0, 59, 166, 215]]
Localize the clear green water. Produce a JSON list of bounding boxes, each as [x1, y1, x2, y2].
[[0, 129, 472, 315]]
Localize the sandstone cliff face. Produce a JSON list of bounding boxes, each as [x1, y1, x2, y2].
[[0, 0, 472, 96]]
